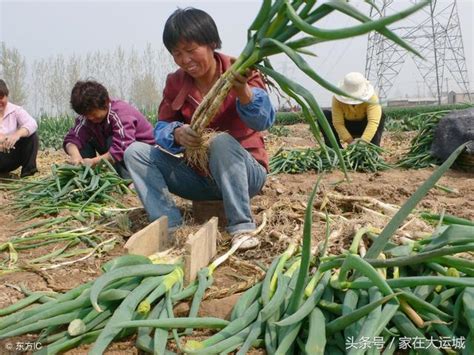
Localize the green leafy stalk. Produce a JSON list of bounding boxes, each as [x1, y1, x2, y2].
[[365, 142, 469, 259]]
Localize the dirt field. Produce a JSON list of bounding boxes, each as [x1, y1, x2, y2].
[[0, 125, 473, 353]]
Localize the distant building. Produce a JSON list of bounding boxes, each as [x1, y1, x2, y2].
[[447, 91, 474, 104], [386, 97, 438, 107], [386, 99, 409, 107]]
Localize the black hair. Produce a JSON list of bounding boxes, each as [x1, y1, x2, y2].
[[0, 79, 9, 97], [163, 8, 222, 53], [70, 80, 110, 115]]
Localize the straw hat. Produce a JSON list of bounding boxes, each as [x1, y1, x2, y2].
[[334, 72, 375, 105]]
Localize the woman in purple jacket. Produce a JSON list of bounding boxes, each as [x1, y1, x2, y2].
[[0, 79, 39, 178], [63, 81, 155, 179]]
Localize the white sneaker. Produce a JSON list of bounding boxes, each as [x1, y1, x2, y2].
[[231, 233, 260, 250]]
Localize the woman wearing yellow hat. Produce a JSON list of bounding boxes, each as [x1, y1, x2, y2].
[[323, 72, 385, 148]]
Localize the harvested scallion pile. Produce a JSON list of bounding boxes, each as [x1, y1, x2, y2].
[[268, 125, 290, 137], [269, 148, 326, 174], [397, 111, 450, 169], [0, 222, 120, 274], [270, 140, 390, 174], [0, 162, 133, 221], [344, 140, 391, 173]]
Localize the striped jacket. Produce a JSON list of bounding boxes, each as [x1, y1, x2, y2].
[[63, 100, 155, 162]]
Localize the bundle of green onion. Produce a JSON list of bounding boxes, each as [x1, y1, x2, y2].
[[397, 111, 450, 169], [186, 0, 430, 175], [0, 220, 124, 274], [344, 140, 391, 172], [269, 148, 327, 174], [270, 141, 390, 174], [0, 162, 132, 221], [268, 125, 291, 137], [1, 225, 97, 272]]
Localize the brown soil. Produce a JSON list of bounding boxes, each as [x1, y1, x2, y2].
[[0, 126, 472, 354]]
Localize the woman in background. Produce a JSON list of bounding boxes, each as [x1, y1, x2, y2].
[[0, 79, 39, 178], [323, 72, 385, 148], [63, 80, 155, 179]]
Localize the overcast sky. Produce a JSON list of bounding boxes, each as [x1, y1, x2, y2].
[[1, 0, 473, 107]]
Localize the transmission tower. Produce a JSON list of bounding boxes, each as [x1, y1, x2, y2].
[[365, 0, 471, 104]]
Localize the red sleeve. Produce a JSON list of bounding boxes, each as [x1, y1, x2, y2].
[[158, 74, 181, 123], [247, 69, 266, 90]]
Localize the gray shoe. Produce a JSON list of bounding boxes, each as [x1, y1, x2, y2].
[[231, 233, 260, 250]]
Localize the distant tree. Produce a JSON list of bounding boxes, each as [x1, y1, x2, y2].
[[83, 50, 108, 83], [156, 44, 177, 91], [0, 42, 27, 105], [67, 54, 82, 93], [25, 43, 174, 116], [45, 55, 70, 115], [130, 73, 161, 113], [110, 46, 128, 99], [31, 59, 48, 115]]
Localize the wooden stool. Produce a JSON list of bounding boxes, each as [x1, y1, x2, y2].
[[192, 200, 227, 227]]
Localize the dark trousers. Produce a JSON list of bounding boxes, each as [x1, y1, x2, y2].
[[80, 138, 131, 180], [322, 109, 385, 148], [0, 132, 39, 177]]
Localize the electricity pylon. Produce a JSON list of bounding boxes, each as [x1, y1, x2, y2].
[[365, 0, 471, 104]]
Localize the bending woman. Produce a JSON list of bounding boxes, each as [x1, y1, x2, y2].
[[63, 81, 155, 179], [323, 72, 385, 148]]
